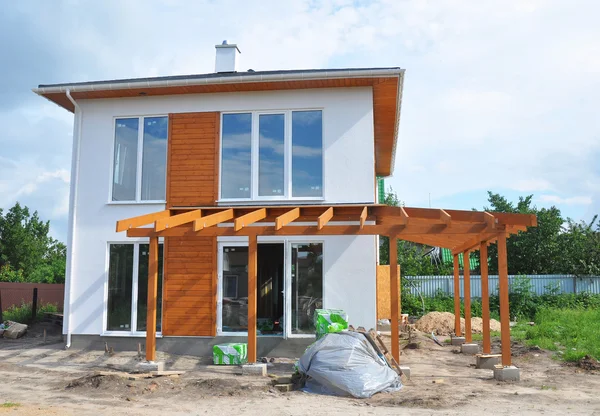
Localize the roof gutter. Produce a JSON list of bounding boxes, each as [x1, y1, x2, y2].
[[388, 70, 405, 177], [32, 68, 403, 95]]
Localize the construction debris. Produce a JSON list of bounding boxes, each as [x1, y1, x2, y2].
[[2, 321, 28, 339]]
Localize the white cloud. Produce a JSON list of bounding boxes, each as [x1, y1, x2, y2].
[[539, 195, 593, 206]]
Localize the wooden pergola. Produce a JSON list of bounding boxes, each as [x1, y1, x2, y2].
[[116, 204, 537, 366]]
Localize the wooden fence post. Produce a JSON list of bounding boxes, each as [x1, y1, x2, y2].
[[0, 289, 3, 322], [32, 288, 38, 322]]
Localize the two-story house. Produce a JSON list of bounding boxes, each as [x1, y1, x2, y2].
[[35, 42, 405, 360]]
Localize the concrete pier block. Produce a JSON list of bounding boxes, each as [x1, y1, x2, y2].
[[460, 343, 479, 355], [241, 363, 267, 376], [399, 366, 411, 379], [451, 336, 466, 346], [136, 361, 164, 372], [493, 365, 520, 381], [476, 354, 501, 369]]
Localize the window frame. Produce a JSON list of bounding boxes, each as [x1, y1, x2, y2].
[[218, 109, 324, 203], [103, 241, 164, 337], [109, 115, 169, 204]]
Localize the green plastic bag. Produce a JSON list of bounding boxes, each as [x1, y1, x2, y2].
[[314, 309, 348, 339], [213, 343, 248, 365]]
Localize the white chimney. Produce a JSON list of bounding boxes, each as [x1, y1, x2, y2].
[[215, 40, 241, 73]]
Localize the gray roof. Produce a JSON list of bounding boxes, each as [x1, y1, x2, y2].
[[37, 67, 402, 89]]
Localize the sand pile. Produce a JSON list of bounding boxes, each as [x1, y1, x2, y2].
[[414, 312, 501, 335]]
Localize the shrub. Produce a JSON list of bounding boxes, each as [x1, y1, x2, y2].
[[3, 301, 59, 324]]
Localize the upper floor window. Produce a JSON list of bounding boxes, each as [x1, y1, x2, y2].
[[220, 110, 323, 200], [112, 116, 168, 202]]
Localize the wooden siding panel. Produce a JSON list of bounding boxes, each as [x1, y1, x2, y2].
[[167, 112, 220, 208], [162, 236, 217, 336]]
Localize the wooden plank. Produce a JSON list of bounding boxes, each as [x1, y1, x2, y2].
[[317, 207, 334, 230], [484, 211, 496, 229], [155, 209, 201, 231], [193, 209, 234, 231], [248, 235, 258, 363], [453, 254, 461, 336], [390, 237, 400, 363], [234, 208, 267, 231], [116, 210, 170, 232], [146, 236, 159, 361], [480, 242, 491, 354], [497, 230, 512, 366], [275, 208, 300, 230], [440, 209, 451, 226], [463, 249, 472, 343], [359, 206, 368, 229]]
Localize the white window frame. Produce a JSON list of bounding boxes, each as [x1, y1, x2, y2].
[[102, 241, 164, 337], [218, 109, 324, 203], [109, 115, 168, 204], [216, 238, 324, 339]]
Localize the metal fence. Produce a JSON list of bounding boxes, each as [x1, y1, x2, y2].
[[0, 283, 64, 314], [403, 275, 600, 298]]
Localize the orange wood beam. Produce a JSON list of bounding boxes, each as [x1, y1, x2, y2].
[[480, 242, 491, 354], [317, 207, 334, 230], [453, 254, 461, 336], [440, 209, 452, 226], [275, 208, 300, 230], [127, 223, 492, 238], [497, 230, 512, 366], [359, 206, 368, 229], [248, 234, 258, 363], [484, 211, 496, 229], [193, 209, 234, 231], [234, 208, 267, 231], [463, 249, 472, 343], [116, 210, 170, 232], [155, 209, 201, 232], [145, 236, 159, 361], [390, 236, 400, 362], [451, 232, 497, 255]]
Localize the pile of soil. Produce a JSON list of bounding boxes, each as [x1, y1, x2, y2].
[[414, 312, 501, 335], [578, 355, 600, 371]]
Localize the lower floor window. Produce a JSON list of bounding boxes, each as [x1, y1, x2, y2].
[[107, 243, 164, 332]]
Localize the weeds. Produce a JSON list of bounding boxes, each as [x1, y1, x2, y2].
[[3, 302, 59, 324], [1, 402, 21, 408]]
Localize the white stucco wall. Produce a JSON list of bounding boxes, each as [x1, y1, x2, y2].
[[67, 87, 377, 335]]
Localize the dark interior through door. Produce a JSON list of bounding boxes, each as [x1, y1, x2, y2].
[[257, 243, 284, 336]]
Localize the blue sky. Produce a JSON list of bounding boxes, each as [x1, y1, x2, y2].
[[1, 0, 599, 242]]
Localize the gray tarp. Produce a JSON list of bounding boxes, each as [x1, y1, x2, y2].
[[298, 331, 402, 398]]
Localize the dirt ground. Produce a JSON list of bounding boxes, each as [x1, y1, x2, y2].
[[1, 323, 599, 415]]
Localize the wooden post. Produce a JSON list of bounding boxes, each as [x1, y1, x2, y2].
[[32, 288, 38, 321], [390, 236, 400, 362], [497, 230, 512, 366], [463, 250, 472, 343], [145, 236, 159, 362], [248, 234, 258, 363], [453, 254, 461, 336], [480, 242, 491, 354], [0, 289, 3, 322]]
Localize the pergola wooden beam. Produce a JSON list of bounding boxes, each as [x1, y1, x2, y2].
[[451, 232, 497, 255], [480, 242, 491, 354], [116, 210, 170, 232], [463, 249, 472, 343], [275, 208, 300, 230], [155, 209, 201, 231], [317, 207, 334, 230], [234, 208, 267, 231], [145, 236, 159, 361], [484, 211, 496, 229], [193, 209, 234, 231], [453, 254, 461, 336], [359, 206, 368, 229], [440, 209, 451, 226]]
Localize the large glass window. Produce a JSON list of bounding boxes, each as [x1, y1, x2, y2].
[[106, 243, 163, 333], [221, 113, 252, 199], [112, 116, 168, 202], [220, 110, 323, 200], [292, 111, 323, 197], [291, 243, 323, 334], [258, 114, 285, 197], [221, 246, 249, 332]]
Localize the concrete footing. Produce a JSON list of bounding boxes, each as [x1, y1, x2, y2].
[[476, 354, 501, 369], [460, 343, 479, 355], [450, 336, 466, 346], [136, 361, 164, 372], [399, 366, 411, 379], [241, 363, 267, 376], [493, 365, 520, 381]]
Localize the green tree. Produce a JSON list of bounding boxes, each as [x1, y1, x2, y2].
[[559, 215, 600, 277], [0, 202, 66, 283]]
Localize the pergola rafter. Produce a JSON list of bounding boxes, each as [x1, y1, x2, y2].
[[116, 203, 537, 364]]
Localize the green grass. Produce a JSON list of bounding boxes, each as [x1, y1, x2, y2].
[[512, 308, 600, 362], [3, 301, 59, 324], [1, 402, 21, 408]]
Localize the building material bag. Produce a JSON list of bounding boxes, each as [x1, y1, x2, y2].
[[298, 331, 402, 398], [213, 343, 248, 365], [313, 309, 348, 339]]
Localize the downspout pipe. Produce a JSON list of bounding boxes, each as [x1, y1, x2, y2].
[[64, 89, 82, 349]]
